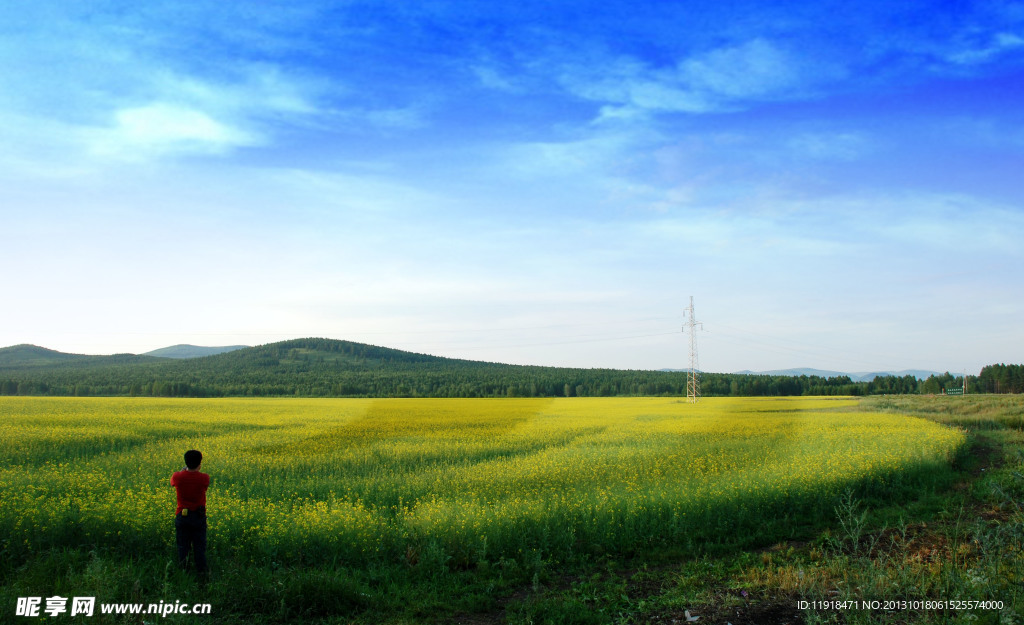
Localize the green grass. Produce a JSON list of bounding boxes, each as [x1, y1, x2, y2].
[[863, 393, 1024, 430], [506, 394, 1024, 625]]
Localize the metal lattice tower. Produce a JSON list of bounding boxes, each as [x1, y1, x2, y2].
[[683, 296, 703, 404]]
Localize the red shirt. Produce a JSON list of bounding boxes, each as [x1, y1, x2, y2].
[[171, 469, 210, 515]]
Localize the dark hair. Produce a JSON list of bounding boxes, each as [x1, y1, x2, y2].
[[184, 449, 203, 470]]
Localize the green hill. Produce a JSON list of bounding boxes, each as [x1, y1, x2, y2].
[[0, 337, 685, 398], [0, 344, 90, 367]]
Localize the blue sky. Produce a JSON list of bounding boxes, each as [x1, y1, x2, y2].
[[2, 1, 1022, 374]]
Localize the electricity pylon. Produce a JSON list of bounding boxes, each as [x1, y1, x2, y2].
[[683, 296, 703, 404]]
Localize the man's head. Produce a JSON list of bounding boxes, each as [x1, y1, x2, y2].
[[184, 449, 203, 470]]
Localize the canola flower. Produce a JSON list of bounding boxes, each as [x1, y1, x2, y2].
[[0, 396, 965, 566]]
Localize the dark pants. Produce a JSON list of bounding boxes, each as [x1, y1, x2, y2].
[[174, 510, 208, 573]]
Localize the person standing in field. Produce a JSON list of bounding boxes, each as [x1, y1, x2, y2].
[[171, 449, 210, 575]]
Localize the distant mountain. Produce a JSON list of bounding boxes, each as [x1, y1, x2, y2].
[[142, 344, 249, 359], [733, 367, 845, 378], [731, 367, 940, 381], [0, 344, 164, 369], [0, 344, 89, 367], [0, 338, 472, 372]]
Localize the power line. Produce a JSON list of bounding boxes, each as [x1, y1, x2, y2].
[[415, 331, 681, 352]]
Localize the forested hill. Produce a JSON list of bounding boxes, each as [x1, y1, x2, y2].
[[0, 338, 1012, 398], [0, 344, 93, 367], [2, 338, 685, 397], [0, 344, 163, 367]]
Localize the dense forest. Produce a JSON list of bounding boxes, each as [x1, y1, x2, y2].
[[0, 338, 1016, 398]]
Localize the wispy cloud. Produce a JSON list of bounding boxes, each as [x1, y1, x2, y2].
[[559, 38, 838, 118], [503, 131, 653, 178], [472, 64, 521, 92], [677, 39, 804, 101], [78, 64, 331, 159], [0, 5, 327, 168], [1, 66, 327, 168], [622, 189, 1024, 271], [785, 132, 871, 161], [945, 31, 1024, 65]]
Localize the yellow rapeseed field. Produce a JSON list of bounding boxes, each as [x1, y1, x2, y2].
[[0, 396, 965, 567]]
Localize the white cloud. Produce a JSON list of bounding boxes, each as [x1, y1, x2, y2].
[[84, 65, 326, 158], [87, 103, 261, 158], [0, 11, 326, 167]]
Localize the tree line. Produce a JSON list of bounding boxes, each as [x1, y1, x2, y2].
[[972, 363, 1024, 394]]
